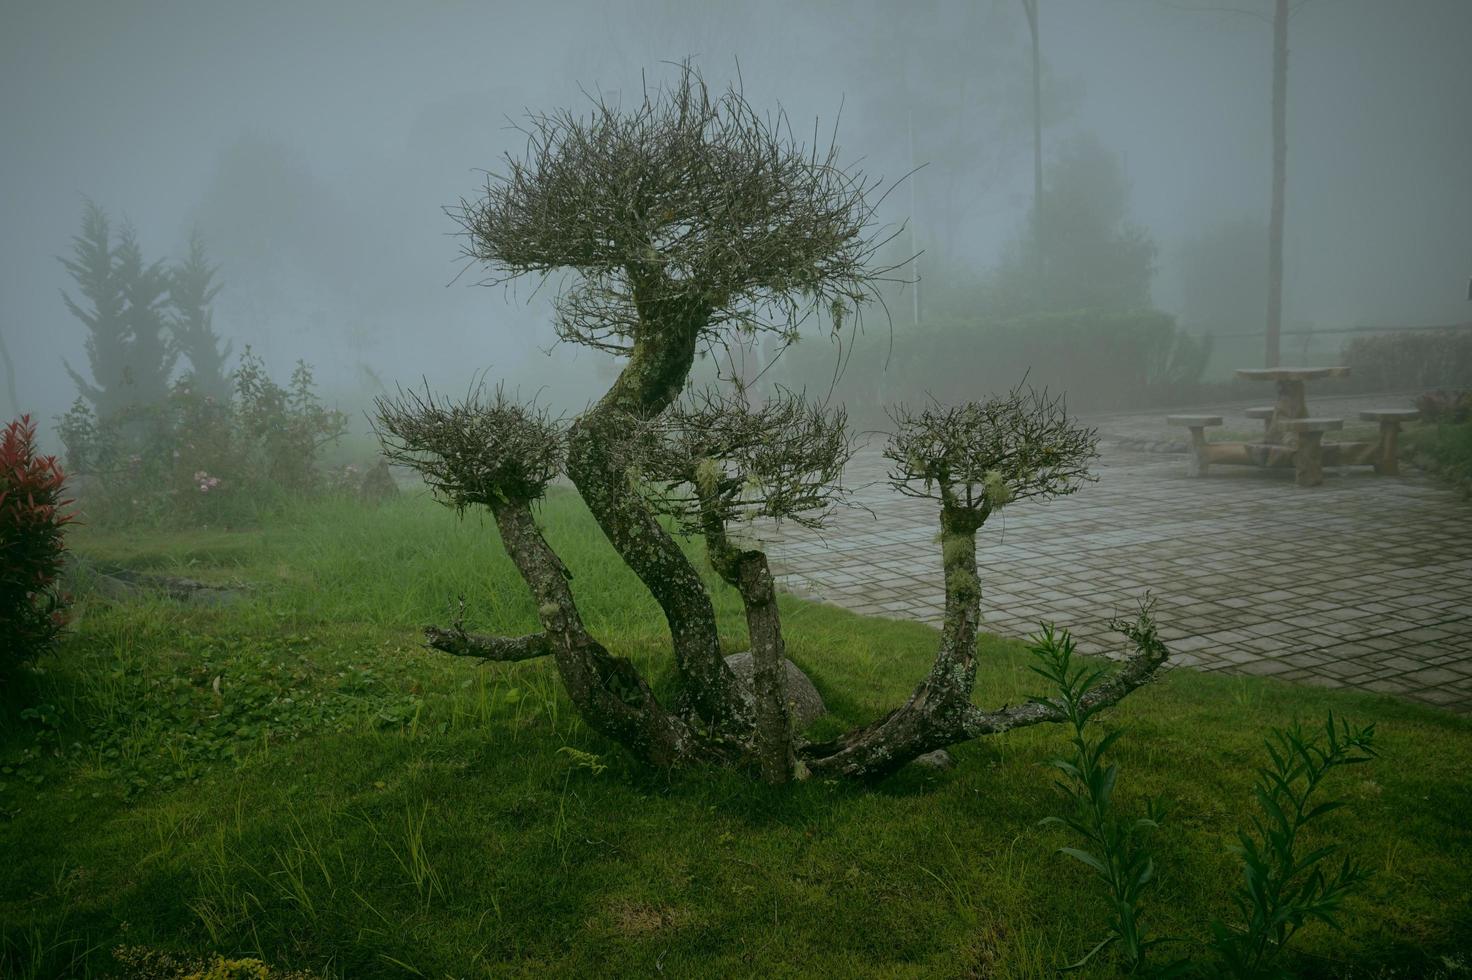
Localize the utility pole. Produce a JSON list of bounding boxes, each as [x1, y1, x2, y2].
[[1265, 0, 1288, 367], [1021, 0, 1043, 277], [0, 326, 21, 419], [908, 107, 922, 327]]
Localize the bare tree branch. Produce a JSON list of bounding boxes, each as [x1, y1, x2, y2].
[[625, 385, 856, 535], [424, 627, 554, 662], [885, 384, 1099, 512], [448, 61, 910, 355], [372, 383, 564, 509]]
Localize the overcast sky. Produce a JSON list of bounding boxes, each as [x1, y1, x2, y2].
[[4, 0, 1469, 432]]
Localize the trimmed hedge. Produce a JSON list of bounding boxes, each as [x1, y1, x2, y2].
[[1341, 327, 1472, 392], [773, 308, 1210, 418]]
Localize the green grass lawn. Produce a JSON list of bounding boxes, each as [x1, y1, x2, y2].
[[3, 492, 1470, 978]]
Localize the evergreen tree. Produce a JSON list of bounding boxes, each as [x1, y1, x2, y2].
[[170, 229, 231, 400], [59, 202, 177, 417], [60, 201, 129, 417], [987, 133, 1157, 317], [113, 223, 176, 408]]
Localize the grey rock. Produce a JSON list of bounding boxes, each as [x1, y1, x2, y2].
[[723, 651, 826, 730], [64, 557, 247, 606], [359, 458, 400, 504], [912, 748, 955, 770]]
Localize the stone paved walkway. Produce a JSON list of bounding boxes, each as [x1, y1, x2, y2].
[[762, 394, 1472, 713]]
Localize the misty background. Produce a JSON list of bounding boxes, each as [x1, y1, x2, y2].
[[4, 0, 1470, 441]]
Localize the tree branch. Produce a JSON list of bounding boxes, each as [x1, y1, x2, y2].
[[423, 627, 554, 662]]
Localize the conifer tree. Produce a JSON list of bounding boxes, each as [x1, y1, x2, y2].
[[170, 230, 231, 400]]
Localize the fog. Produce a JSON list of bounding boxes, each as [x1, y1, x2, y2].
[[4, 0, 1470, 434]]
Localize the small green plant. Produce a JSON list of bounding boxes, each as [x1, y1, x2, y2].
[[1034, 613, 1380, 977], [1, 416, 75, 674], [1208, 713, 1378, 978], [1030, 618, 1172, 975], [558, 745, 608, 775], [111, 944, 318, 979]]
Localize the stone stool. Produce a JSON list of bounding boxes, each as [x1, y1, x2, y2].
[[1358, 409, 1419, 476]]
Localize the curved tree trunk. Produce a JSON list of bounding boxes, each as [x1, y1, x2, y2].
[[801, 504, 986, 779], [456, 498, 709, 767], [564, 281, 752, 735], [702, 511, 793, 783], [800, 500, 1171, 781]]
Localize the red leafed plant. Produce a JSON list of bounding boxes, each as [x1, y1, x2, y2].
[[1, 415, 75, 672]]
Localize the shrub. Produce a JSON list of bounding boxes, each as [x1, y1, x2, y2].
[[233, 349, 347, 496], [0, 416, 74, 673], [1408, 417, 1472, 497], [773, 308, 1210, 419], [1341, 328, 1472, 392], [56, 348, 346, 527], [1415, 389, 1472, 424]]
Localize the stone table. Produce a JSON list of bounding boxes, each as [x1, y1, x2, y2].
[[1234, 366, 1352, 445]]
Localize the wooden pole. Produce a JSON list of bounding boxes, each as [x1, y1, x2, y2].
[[1266, 0, 1288, 367]]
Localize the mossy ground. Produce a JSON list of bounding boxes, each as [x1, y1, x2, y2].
[[2, 492, 1469, 977]]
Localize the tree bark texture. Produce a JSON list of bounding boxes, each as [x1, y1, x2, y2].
[[798, 499, 1171, 781], [800, 504, 987, 780], [564, 278, 752, 735], [703, 512, 794, 784], [482, 497, 709, 767]]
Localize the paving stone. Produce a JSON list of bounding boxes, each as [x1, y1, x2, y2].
[[764, 394, 1472, 715]]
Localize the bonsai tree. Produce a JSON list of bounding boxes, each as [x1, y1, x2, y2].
[[375, 67, 1170, 782]]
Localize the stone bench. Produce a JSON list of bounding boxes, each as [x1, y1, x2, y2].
[[1281, 418, 1343, 486], [1245, 406, 1275, 437], [1359, 409, 1419, 475], [1166, 415, 1222, 476]]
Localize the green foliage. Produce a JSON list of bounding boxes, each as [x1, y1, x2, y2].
[[372, 383, 563, 510], [0, 417, 75, 674], [1035, 615, 1382, 977], [113, 224, 179, 409], [56, 348, 346, 527], [885, 384, 1098, 512], [1408, 418, 1472, 496], [1031, 623, 1173, 975], [112, 945, 317, 979], [1415, 390, 1472, 424], [0, 496, 1466, 977], [1208, 714, 1379, 978], [60, 201, 132, 419], [60, 204, 179, 421], [233, 350, 348, 496]]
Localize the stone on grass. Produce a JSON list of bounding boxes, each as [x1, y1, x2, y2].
[[359, 459, 400, 504], [912, 749, 955, 771], [723, 651, 826, 730]]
